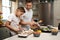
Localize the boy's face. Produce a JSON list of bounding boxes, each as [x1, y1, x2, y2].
[[16, 9, 24, 17]]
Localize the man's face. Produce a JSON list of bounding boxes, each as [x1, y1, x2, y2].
[[16, 9, 24, 17], [25, 2, 32, 10]]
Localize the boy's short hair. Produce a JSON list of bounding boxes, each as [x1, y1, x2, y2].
[[25, 0, 32, 4], [17, 7, 25, 13]]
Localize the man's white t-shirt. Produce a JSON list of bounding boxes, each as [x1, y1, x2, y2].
[[21, 8, 33, 22], [21, 8, 33, 30], [7, 14, 20, 35]]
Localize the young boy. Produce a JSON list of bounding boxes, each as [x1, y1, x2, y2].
[[5, 7, 25, 36]]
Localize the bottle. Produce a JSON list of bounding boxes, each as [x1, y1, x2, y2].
[[58, 23, 60, 30]]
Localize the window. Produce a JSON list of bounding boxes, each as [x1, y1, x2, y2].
[[2, 0, 11, 20]]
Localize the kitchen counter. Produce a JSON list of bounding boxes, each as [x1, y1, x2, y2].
[[4, 32, 60, 40]]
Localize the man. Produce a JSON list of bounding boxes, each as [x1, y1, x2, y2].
[[20, 1, 36, 31], [5, 7, 25, 35]]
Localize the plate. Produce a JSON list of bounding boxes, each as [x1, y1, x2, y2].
[[18, 30, 33, 38]]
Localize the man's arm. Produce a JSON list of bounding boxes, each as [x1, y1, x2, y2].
[[20, 19, 36, 26], [20, 19, 30, 25]]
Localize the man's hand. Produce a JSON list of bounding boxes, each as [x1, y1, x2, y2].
[[29, 21, 37, 26]]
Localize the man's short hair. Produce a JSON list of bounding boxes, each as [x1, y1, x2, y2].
[[25, 0, 32, 4], [17, 7, 25, 13]]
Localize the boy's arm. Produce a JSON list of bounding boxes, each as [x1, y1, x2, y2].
[[5, 21, 20, 33]]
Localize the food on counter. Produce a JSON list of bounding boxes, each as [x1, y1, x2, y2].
[[51, 29, 58, 35], [37, 30, 42, 33], [18, 30, 30, 38], [33, 30, 41, 34], [18, 30, 34, 38], [33, 30, 41, 37], [42, 27, 51, 31], [23, 30, 33, 35], [51, 29, 58, 32], [18, 33, 28, 38]]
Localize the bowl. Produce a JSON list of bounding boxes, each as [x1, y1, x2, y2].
[[51, 29, 58, 35], [33, 33, 40, 37], [33, 30, 41, 37], [52, 32, 58, 35]]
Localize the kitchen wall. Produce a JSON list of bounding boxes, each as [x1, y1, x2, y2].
[[53, 0, 60, 27], [0, 0, 18, 13], [11, 0, 18, 13], [0, 0, 18, 20], [0, 0, 2, 11]]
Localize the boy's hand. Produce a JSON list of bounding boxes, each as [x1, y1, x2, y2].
[[14, 28, 20, 34], [15, 28, 20, 32], [15, 28, 24, 34], [19, 27, 24, 31]]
